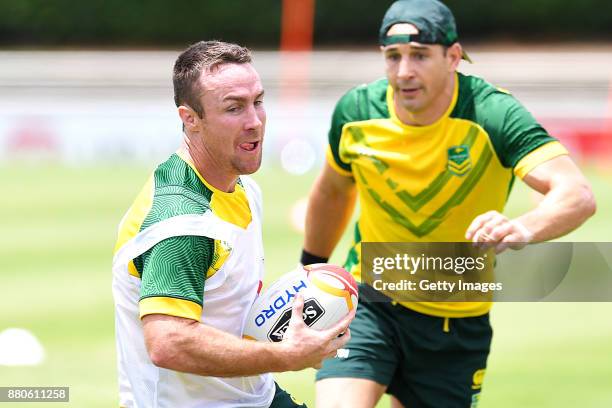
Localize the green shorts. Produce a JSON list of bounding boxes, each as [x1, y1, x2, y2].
[[316, 284, 492, 408], [270, 382, 308, 408]]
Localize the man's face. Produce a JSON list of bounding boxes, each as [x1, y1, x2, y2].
[[197, 63, 266, 177], [382, 39, 454, 115]]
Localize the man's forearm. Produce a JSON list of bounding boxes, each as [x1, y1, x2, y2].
[[304, 168, 357, 258], [145, 315, 290, 377], [466, 156, 596, 250], [515, 181, 596, 242]]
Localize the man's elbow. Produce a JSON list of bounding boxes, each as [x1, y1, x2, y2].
[[147, 339, 177, 369], [576, 182, 597, 219], [142, 315, 202, 371], [144, 327, 189, 370]]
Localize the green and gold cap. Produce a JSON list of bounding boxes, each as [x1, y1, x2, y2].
[[379, 0, 471, 62]]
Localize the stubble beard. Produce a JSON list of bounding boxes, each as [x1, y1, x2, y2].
[[231, 149, 263, 176]]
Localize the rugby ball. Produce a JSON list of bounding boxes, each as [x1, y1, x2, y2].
[[243, 264, 359, 342]]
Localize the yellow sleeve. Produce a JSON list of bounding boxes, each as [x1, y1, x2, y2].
[[513, 141, 569, 179], [139, 297, 202, 321], [326, 145, 354, 178]]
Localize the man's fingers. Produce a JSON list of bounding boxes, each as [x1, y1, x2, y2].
[[329, 328, 351, 350], [473, 229, 494, 243], [478, 215, 506, 240], [489, 222, 514, 242], [465, 214, 490, 240], [289, 293, 305, 327], [472, 214, 511, 246], [496, 232, 529, 253], [501, 232, 523, 243], [324, 309, 355, 340], [466, 211, 498, 240], [501, 232, 529, 248]]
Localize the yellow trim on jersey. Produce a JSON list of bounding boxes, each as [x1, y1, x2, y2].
[[114, 175, 154, 254], [513, 141, 568, 179], [206, 239, 231, 278], [326, 145, 354, 177], [209, 189, 251, 229], [114, 174, 155, 277], [177, 149, 252, 229], [139, 296, 202, 321]]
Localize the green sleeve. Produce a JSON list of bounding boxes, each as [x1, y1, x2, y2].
[[139, 235, 214, 306], [328, 88, 363, 172], [480, 91, 558, 168]]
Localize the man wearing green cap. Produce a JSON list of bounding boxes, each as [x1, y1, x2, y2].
[[301, 0, 596, 407]]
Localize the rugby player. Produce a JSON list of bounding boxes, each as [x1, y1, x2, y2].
[[301, 1, 596, 407], [112, 40, 352, 408]]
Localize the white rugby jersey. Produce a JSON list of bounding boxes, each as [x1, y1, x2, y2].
[[112, 152, 274, 408]]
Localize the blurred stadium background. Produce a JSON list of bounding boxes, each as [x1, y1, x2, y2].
[[0, 1, 611, 407]]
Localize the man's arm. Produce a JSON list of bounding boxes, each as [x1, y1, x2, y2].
[[304, 161, 357, 259], [143, 294, 353, 377], [466, 155, 596, 251]]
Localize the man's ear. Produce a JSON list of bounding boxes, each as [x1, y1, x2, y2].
[[178, 105, 201, 131], [447, 43, 463, 71]]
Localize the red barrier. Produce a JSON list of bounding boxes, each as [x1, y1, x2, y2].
[[540, 118, 612, 164]]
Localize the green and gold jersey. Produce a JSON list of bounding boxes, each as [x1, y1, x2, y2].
[[112, 152, 275, 407], [114, 151, 252, 321], [327, 73, 568, 318]]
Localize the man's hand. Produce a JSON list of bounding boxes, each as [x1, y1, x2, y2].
[[465, 156, 596, 253], [465, 210, 534, 253], [279, 294, 354, 370]]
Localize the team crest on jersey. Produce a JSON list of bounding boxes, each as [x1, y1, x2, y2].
[[447, 144, 472, 176]]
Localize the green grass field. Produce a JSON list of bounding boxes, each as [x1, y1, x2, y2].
[[0, 162, 611, 407]]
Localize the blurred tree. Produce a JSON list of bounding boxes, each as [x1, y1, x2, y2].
[[0, 0, 610, 47], [447, 0, 612, 41], [0, 0, 281, 47]]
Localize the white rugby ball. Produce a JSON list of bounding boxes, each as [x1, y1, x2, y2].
[[243, 263, 359, 342]]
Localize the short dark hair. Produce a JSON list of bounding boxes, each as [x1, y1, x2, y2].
[[173, 41, 252, 117]]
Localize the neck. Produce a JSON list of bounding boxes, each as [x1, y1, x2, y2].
[[180, 135, 238, 193], [395, 73, 456, 126]]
